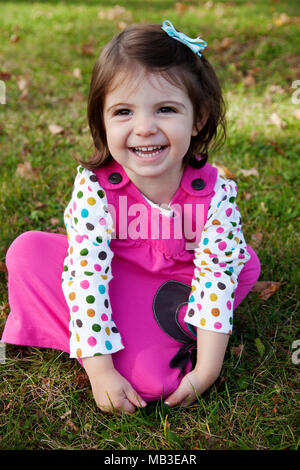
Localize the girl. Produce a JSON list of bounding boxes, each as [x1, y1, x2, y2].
[[2, 21, 261, 414]]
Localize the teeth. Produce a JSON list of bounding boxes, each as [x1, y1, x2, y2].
[[134, 146, 162, 151], [131, 145, 165, 158]]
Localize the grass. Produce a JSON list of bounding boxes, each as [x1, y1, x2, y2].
[[0, 0, 299, 450]]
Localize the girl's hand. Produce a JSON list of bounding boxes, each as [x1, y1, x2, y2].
[[164, 329, 229, 407], [164, 369, 216, 407], [90, 368, 147, 414], [82, 355, 147, 414]]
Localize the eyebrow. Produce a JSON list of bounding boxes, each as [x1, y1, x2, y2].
[[106, 100, 187, 113]]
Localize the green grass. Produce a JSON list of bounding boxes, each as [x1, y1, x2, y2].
[[0, 0, 299, 450]]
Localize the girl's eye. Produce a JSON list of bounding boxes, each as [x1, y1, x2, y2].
[[158, 106, 176, 113], [114, 109, 131, 116]]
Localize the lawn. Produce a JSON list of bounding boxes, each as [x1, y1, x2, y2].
[[0, 0, 299, 450]]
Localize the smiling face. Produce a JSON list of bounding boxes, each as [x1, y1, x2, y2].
[[103, 67, 199, 198]]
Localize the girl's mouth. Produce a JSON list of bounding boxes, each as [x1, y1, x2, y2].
[[129, 145, 168, 159]]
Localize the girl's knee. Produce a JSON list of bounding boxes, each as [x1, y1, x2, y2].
[[5, 231, 43, 271]]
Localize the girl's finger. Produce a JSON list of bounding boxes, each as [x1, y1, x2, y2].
[[126, 387, 147, 408]]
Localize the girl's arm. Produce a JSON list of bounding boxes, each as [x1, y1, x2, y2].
[[164, 329, 229, 406], [63, 167, 142, 413], [165, 175, 248, 407], [62, 166, 124, 359]]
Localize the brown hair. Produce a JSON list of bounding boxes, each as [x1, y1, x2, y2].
[[77, 23, 226, 170]]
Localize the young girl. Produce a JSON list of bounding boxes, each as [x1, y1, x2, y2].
[[2, 21, 260, 414]]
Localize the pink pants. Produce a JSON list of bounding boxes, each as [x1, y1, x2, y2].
[[1, 231, 261, 400]]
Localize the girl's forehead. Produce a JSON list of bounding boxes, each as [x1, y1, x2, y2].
[[105, 66, 188, 102]]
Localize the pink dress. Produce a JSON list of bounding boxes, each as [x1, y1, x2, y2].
[[1, 160, 261, 401]]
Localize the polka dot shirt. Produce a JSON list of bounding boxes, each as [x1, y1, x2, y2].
[[62, 166, 250, 359], [184, 176, 250, 335]]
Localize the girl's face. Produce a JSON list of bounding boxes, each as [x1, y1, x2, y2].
[[103, 67, 198, 194]]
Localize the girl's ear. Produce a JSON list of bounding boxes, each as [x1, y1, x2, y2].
[[192, 111, 209, 136]]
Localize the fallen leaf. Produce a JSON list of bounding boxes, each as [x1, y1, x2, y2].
[[82, 43, 94, 56], [243, 192, 253, 200], [251, 232, 263, 247], [10, 34, 20, 43], [240, 167, 259, 177], [17, 78, 28, 91], [269, 139, 286, 156], [116, 21, 127, 31], [0, 262, 7, 273], [273, 13, 291, 27], [260, 201, 268, 213], [269, 112, 283, 129], [0, 72, 11, 81], [268, 84, 285, 94], [48, 124, 64, 135], [293, 109, 300, 120], [220, 37, 233, 50], [175, 2, 188, 14], [251, 281, 281, 300], [73, 68, 82, 80], [50, 217, 60, 226], [231, 344, 244, 356], [16, 161, 38, 180], [66, 419, 79, 433], [213, 163, 237, 179], [243, 74, 256, 87]]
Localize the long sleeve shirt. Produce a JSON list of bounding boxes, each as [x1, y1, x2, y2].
[[62, 166, 250, 358]]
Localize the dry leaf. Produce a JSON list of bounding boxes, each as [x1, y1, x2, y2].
[[220, 37, 233, 50], [116, 21, 127, 31], [82, 43, 94, 55], [0, 72, 11, 81], [48, 124, 64, 135], [293, 109, 300, 120], [273, 13, 291, 27], [231, 344, 244, 356], [213, 163, 237, 179], [240, 167, 259, 177], [269, 112, 283, 129], [50, 217, 60, 226], [0, 262, 7, 273], [73, 68, 82, 80], [268, 84, 285, 94], [66, 419, 79, 433], [251, 281, 281, 300], [175, 2, 188, 14], [251, 232, 263, 247], [16, 161, 38, 180], [243, 74, 256, 87], [243, 192, 253, 200], [17, 78, 28, 91], [10, 34, 20, 43]]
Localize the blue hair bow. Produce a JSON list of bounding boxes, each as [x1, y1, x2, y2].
[[161, 20, 207, 57]]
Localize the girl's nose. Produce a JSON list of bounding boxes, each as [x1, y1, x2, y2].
[[134, 115, 157, 136]]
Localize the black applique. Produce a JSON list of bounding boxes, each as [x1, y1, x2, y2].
[[152, 281, 197, 372]]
